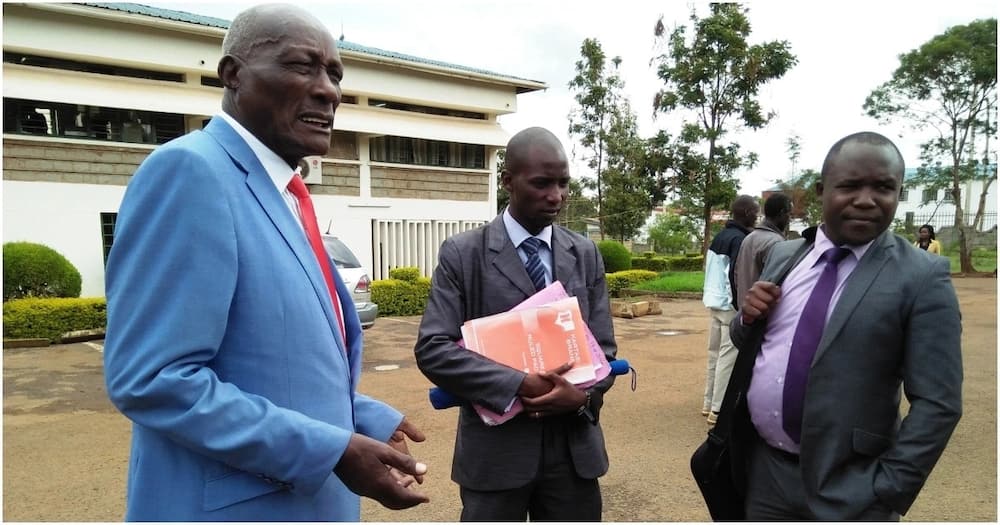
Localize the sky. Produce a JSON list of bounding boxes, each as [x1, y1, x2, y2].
[[156, 0, 997, 196]]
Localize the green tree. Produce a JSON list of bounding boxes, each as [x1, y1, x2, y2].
[[601, 98, 661, 241], [556, 179, 598, 234], [646, 210, 699, 254], [864, 18, 997, 272], [568, 37, 624, 239], [651, 3, 797, 253], [777, 168, 823, 226], [495, 148, 508, 213]]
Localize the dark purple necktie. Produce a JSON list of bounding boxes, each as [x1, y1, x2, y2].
[[782, 246, 852, 443]]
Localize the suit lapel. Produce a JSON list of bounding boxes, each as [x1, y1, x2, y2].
[[486, 217, 537, 297], [813, 231, 894, 364], [204, 118, 344, 353], [552, 227, 576, 285]]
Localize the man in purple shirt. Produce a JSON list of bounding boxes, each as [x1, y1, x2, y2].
[[727, 132, 962, 520]]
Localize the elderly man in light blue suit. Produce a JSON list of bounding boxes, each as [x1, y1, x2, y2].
[[103, 4, 428, 521]]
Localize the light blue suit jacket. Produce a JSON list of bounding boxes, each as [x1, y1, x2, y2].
[[104, 117, 401, 521]]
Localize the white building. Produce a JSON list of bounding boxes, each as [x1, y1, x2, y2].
[[3, 3, 545, 297], [895, 167, 997, 234]]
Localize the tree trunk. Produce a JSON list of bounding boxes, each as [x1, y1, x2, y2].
[[953, 183, 975, 273], [701, 133, 719, 254], [972, 176, 995, 231]]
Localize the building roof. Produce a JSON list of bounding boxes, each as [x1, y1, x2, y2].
[[82, 3, 544, 91]]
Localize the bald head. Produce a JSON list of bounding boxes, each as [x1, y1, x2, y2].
[[731, 194, 759, 229], [504, 127, 567, 176], [223, 3, 326, 59]]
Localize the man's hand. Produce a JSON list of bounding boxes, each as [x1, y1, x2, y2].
[[334, 432, 429, 510], [517, 362, 574, 398], [520, 362, 586, 418], [741, 281, 781, 325], [387, 417, 426, 486]]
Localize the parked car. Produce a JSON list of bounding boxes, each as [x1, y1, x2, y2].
[[322, 235, 377, 329]]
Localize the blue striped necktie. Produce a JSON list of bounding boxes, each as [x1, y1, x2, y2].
[[520, 237, 547, 292]]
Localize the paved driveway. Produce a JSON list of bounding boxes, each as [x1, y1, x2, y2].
[[3, 278, 996, 521]]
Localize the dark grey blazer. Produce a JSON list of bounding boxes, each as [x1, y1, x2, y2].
[[730, 229, 963, 519], [415, 215, 617, 491]]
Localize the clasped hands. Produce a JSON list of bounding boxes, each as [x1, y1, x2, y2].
[[518, 362, 588, 419], [333, 417, 429, 510]]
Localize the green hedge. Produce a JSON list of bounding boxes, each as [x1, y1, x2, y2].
[[4, 241, 82, 301], [669, 255, 705, 272], [606, 269, 659, 297], [597, 241, 632, 273], [388, 266, 422, 282], [371, 277, 432, 316], [4, 297, 106, 342], [632, 255, 704, 272]]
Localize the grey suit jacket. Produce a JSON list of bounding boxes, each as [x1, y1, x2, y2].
[[729, 229, 962, 519], [415, 216, 617, 491]]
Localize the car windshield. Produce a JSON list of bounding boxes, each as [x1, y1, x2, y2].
[[322, 237, 362, 269]]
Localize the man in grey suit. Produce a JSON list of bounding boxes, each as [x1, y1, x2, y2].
[[415, 127, 616, 521], [730, 131, 962, 520]]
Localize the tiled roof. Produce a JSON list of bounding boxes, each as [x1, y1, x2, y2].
[[81, 3, 543, 88]]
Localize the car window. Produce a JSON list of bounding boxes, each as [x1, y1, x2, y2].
[[322, 237, 362, 268]]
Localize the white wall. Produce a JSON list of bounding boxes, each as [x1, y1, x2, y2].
[[2, 180, 495, 298], [3, 181, 126, 297]]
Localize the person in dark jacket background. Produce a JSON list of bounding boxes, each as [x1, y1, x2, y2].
[[700, 195, 758, 425]]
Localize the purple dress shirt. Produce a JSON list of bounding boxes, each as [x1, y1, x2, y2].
[[747, 227, 873, 454]]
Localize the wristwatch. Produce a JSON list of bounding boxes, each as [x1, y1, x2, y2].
[[576, 390, 596, 425]]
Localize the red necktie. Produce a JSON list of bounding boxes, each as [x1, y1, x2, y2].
[[287, 174, 347, 347]]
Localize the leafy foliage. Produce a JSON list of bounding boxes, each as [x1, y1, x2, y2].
[[388, 266, 422, 282], [605, 270, 660, 297], [371, 277, 432, 316], [651, 3, 797, 252], [3, 242, 82, 301], [863, 18, 997, 272], [597, 240, 632, 273], [645, 211, 700, 254], [568, 38, 624, 239], [776, 168, 822, 227], [3, 297, 106, 342]]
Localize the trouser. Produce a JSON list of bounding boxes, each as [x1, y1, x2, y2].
[[458, 418, 601, 522], [702, 308, 737, 413], [745, 439, 899, 521]]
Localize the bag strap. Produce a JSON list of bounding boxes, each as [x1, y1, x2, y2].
[[708, 231, 816, 442]]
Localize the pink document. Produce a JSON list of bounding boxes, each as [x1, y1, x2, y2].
[[459, 281, 611, 426]]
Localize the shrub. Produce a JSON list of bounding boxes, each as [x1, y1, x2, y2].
[[388, 266, 422, 283], [605, 269, 659, 297], [667, 255, 705, 272], [4, 242, 82, 301], [597, 241, 632, 273], [3, 297, 106, 342], [632, 256, 669, 272], [371, 277, 432, 316]]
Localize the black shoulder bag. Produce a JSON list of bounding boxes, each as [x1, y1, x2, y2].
[[690, 234, 814, 521]]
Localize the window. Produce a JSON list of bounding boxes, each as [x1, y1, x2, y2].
[[899, 189, 909, 202], [5, 52, 184, 83], [942, 190, 954, 202], [922, 188, 937, 203], [370, 135, 486, 169], [100, 212, 117, 267], [368, 98, 485, 120], [4, 98, 185, 145]]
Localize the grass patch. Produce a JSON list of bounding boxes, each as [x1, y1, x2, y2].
[[947, 248, 997, 273], [633, 271, 704, 293]]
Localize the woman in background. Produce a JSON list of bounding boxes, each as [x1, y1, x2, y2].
[[915, 224, 942, 254]]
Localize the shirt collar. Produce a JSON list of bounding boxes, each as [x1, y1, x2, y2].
[[502, 207, 552, 249], [216, 111, 297, 193], [812, 224, 875, 265]]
